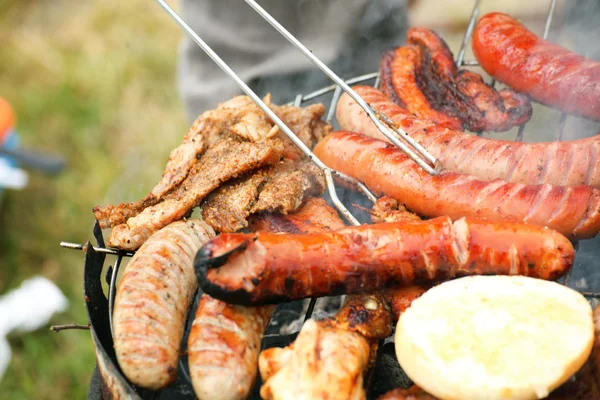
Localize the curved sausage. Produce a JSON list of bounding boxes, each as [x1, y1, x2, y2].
[[380, 28, 531, 132], [315, 131, 600, 240], [337, 85, 600, 188], [380, 46, 463, 131], [195, 216, 573, 305], [473, 12, 600, 121], [187, 197, 345, 400], [113, 219, 215, 390]]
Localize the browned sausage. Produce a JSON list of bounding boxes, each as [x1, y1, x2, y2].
[[187, 197, 345, 400], [314, 131, 600, 240], [188, 296, 275, 400], [337, 85, 600, 188], [195, 215, 573, 305], [380, 27, 531, 132], [113, 219, 215, 390], [473, 12, 600, 121]]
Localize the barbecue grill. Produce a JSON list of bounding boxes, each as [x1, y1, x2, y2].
[[59, 0, 600, 398]]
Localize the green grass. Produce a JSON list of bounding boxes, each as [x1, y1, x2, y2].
[[0, 0, 187, 397]]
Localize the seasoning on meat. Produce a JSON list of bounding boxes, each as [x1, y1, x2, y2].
[[94, 94, 331, 250], [202, 159, 325, 233]]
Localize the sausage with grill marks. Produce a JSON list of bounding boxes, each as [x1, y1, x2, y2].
[[337, 85, 600, 188], [187, 197, 345, 400], [315, 131, 600, 240], [195, 215, 573, 305], [113, 219, 215, 390], [473, 12, 600, 121]]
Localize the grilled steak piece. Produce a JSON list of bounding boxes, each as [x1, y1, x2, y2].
[[202, 159, 325, 233]]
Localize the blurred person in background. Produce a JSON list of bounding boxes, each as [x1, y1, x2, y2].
[[178, 0, 410, 122]]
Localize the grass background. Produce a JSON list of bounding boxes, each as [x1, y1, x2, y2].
[[0, 0, 186, 397]]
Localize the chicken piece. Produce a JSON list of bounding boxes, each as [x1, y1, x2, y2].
[[259, 293, 392, 400]]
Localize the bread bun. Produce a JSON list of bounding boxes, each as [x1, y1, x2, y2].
[[395, 276, 594, 400]]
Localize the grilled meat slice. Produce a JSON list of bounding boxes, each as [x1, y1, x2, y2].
[[107, 138, 282, 250], [369, 196, 421, 225], [202, 159, 325, 233], [271, 103, 332, 159], [93, 95, 330, 231], [380, 27, 532, 132]]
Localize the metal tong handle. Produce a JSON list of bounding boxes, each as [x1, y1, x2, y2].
[[244, 0, 441, 176], [154, 0, 376, 226]]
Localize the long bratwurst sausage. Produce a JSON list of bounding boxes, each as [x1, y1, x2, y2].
[[337, 85, 600, 188], [473, 12, 600, 121], [195, 216, 573, 305], [113, 219, 215, 390], [315, 131, 600, 240]]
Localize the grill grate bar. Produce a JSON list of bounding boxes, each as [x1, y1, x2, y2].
[[245, 0, 441, 176], [456, 0, 483, 67]]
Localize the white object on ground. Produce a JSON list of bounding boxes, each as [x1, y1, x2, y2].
[[0, 276, 68, 381], [0, 158, 28, 190]]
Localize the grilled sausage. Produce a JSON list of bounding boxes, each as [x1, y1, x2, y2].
[[314, 131, 600, 240], [336, 85, 600, 188], [380, 46, 463, 131], [195, 215, 573, 305], [380, 28, 531, 132], [473, 12, 600, 121], [187, 197, 345, 400], [113, 219, 215, 390], [188, 296, 275, 400]]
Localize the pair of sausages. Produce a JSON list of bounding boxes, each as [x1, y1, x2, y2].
[[337, 85, 600, 189], [473, 12, 600, 121], [316, 131, 600, 240], [187, 197, 346, 400]]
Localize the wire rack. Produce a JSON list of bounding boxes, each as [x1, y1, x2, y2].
[[63, 0, 600, 395]]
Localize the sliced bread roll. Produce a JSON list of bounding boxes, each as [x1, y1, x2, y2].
[[395, 276, 594, 400]]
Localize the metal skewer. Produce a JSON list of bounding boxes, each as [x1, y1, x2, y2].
[[60, 241, 135, 257], [244, 0, 441, 176], [154, 0, 378, 225]]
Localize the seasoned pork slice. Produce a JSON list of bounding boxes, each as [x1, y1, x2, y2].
[[201, 159, 325, 233], [107, 138, 282, 250], [93, 96, 331, 229], [369, 196, 421, 224]]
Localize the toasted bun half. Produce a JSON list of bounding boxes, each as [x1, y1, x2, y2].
[[395, 276, 594, 400]]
